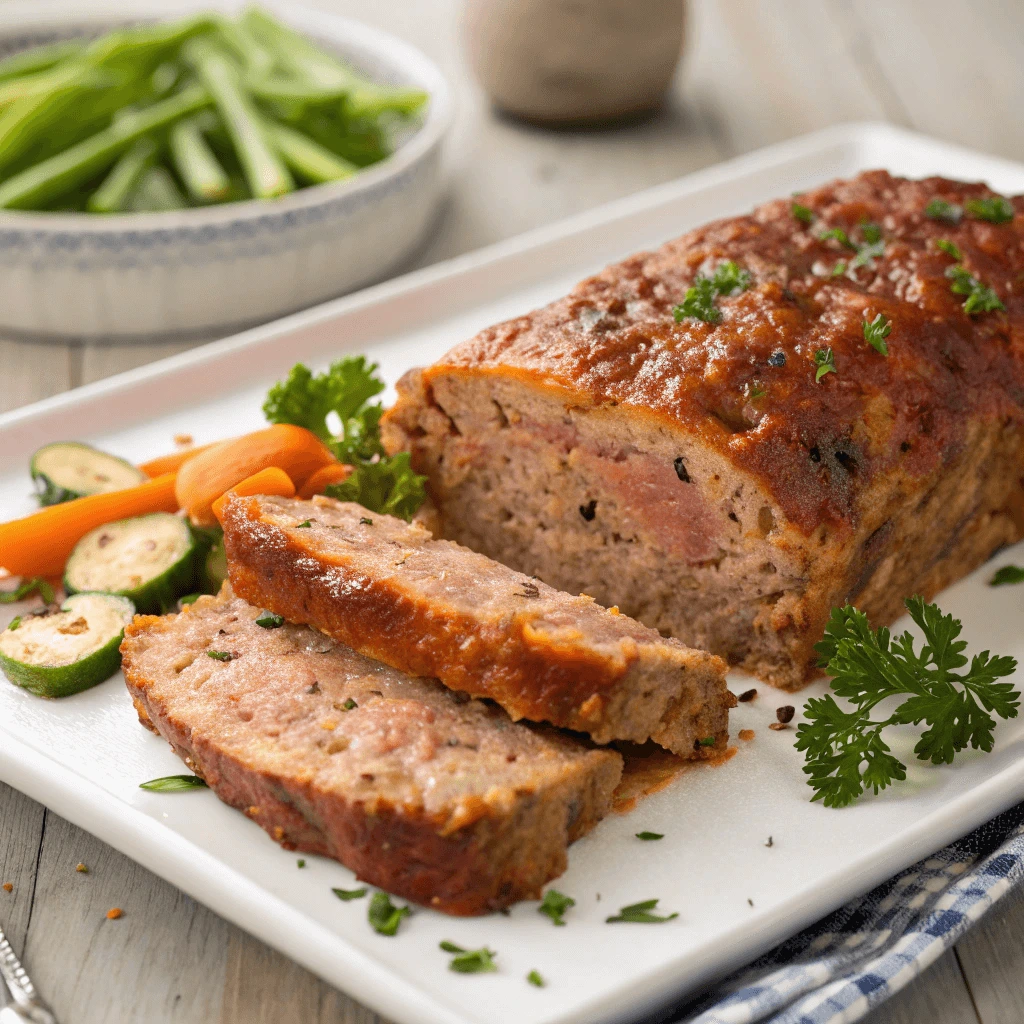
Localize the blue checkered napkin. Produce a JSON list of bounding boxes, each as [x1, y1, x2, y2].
[[648, 802, 1024, 1024]]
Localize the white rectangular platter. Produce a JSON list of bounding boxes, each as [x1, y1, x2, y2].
[[2, 122, 1024, 1024]]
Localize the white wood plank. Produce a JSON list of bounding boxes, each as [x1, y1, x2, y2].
[[0, 782, 45, 953], [862, 948, 980, 1024], [19, 811, 228, 1023], [0, 341, 72, 414], [952, 883, 1024, 1024]]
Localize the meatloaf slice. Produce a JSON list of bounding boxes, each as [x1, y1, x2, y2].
[[219, 493, 732, 756], [121, 587, 621, 916], [381, 170, 1024, 690]]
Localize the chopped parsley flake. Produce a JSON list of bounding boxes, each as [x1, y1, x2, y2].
[[991, 565, 1024, 586], [207, 650, 234, 661], [925, 198, 963, 224], [8, 616, 21, 631], [745, 381, 766, 400], [672, 261, 751, 324], [0, 576, 54, 605], [341, 698, 357, 710], [831, 260, 847, 278], [636, 831, 664, 841], [852, 238, 885, 270], [860, 222, 883, 244], [295, 520, 312, 528], [297, 859, 306, 868], [966, 195, 1014, 224], [819, 227, 855, 250], [698, 735, 717, 747], [935, 239, 962, 260], [440, 941, 498, 974], [863, 313, 892, 356], [538, 889, 575, 926], [946, 265, 1005, 315], [368, 891, 410, 935], [139, 774, 208, 792], [359, 517, 373, 525], [814, 348, 837, 382], [255, 612, 285, 629], [527, 970, 545, 988], [792, 202, 815, 224], [332, 887, 367, 901], [606, 898, 679, 924]]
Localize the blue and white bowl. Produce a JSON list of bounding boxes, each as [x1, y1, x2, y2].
[[0, 0, 452, 339]]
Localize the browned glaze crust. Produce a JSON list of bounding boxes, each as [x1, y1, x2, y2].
[[423, 171, 1024, 536], [121, 592, 621, 915]]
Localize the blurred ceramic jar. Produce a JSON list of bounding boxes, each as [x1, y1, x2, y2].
[[463, 0, 685, 125]]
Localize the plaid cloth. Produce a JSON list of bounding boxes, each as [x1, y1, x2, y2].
[[648, 802, 1024, 1024]]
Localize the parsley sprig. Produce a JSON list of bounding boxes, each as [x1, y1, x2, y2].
[[795, 597, 1019, 808], [264, 357, 426, 521], [672, 260, 751, 325]]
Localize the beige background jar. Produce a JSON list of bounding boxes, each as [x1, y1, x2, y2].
[[463, 0, 686, 125]]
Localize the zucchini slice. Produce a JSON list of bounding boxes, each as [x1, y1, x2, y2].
[[0, 593, 134, 698], [31, 442, 146, 506], [64, 513, 197, 614]]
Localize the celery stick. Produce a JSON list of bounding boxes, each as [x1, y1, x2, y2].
[[262, 119, 357, 184], [0, 39, 86, 84], [127, 165, 185, 212], [87, 138, 157, 213], [0, 85, 210, 210], [169, 116, 230, 203], [183, 38, 292, 199]]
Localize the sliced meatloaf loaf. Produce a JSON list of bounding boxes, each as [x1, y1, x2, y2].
[[220, 493, 732, 756], [121, 587, 621, 915], [382, 170, 1024, 689]]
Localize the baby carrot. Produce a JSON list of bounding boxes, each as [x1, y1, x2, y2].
[[0, 472, 178, 578], [211, 467, 294, 524], [138, 442, 221, 478], [297, 462, 351, 500]]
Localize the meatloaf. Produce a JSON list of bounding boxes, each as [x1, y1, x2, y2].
[[121, 587, 621, 915], [219, 493, 733, 755], [382, 170, 1024, 689]]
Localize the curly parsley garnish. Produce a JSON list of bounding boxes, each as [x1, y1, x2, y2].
[[813, 347, 837, 382], [863, 313, 891, 355], [991, 566, 1024, 586], [265, 357, 427, 521], [792, 202, 815, 225], [324, 452, 426, 522], [263, 356, 386, 464], [966, 195, 1014, 224], [672, 260, 751, 325], [946, 265, 1005, 316], [925, 198, 963, 224], [368, 891, 410, 935], [538, 889, 575, 926], [795, 597, 1019, 808], [440, 941, 498, 974], [606, 898, 678, 924]]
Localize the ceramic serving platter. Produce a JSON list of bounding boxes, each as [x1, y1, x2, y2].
[[2, 123, 1024, 1024]]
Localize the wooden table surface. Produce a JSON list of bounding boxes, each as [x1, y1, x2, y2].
[[3, 1, 1024, 1021]]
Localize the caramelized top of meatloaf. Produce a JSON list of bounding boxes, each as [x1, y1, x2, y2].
[[414, 171, 1024, 536], [220, 493, 732, 754], [121, 587, 621, 915]]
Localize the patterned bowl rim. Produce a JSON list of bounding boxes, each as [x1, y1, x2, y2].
[[0, 0, 453, 235]]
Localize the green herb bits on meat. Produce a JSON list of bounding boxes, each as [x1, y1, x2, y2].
[[0, 593, 134, 698], [64, 512, 198, 613], [31, 442, 146, 505]]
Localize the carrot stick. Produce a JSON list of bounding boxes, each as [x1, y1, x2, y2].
[[297, 461, 351, 500], [139, 441, 220, 477], [0, 472, 178, 578], [175, 424, 334, 527], [211, 466, 294, 524]]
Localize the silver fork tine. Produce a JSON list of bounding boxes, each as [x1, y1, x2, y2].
[[0, 926, 57, 1024]]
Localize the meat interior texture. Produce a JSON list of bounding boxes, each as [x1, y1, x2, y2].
[[220, 493, 732, 756], [382, 171, 1024, 690], [121, 588, 622, 915]]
